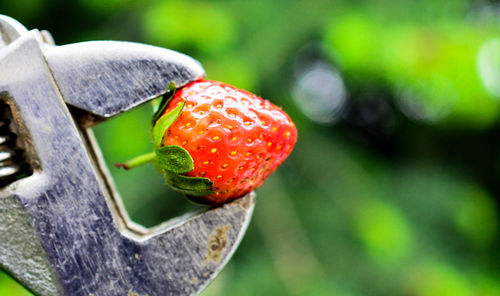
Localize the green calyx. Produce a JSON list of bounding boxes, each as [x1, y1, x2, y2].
[[152, 100, 185, 148], [151, 81, 176, 124], [115, 82, 215, 199], [165, 173, 215, 197], [155, 145, 194, 174]]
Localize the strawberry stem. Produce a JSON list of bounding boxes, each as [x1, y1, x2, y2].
[[115, 151, 156, 170]]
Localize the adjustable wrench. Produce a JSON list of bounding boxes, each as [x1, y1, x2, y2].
[[0, 15, 254, 296]]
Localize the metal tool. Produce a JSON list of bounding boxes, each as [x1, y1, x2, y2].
[[0, 15, 254, 296]]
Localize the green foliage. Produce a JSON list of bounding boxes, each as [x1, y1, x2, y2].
[[354, 200, 414, 267], [0, 272, 33, 295], [404, 261, 473, 296], [143, 0, 236, 55], [325, 11, 500, 127], [454, 186, 498, 247]]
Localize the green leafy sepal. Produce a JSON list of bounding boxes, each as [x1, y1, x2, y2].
[[151, 81, 177, 124], [152, 100, 185, 148], [155, 145, 194, 174], [117, 81, 215, 200], [164, 171, 215, 201]]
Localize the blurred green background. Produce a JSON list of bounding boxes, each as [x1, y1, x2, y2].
[[3, 0, 500, 295]]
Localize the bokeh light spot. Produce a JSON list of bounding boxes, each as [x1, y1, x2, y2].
[[454, 186, 498, 247], [354, 201, 414, 267], [292, 62, 347, 124], [405, 261, 473, 296], [478, 38, 500, 98]]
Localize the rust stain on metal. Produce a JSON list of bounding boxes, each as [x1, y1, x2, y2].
[[204, 225, 232, 264]]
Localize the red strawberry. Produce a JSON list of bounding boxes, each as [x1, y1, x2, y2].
[[116, 80, 297, 204]]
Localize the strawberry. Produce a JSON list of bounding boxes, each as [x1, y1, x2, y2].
[[116, 80, 297, 204]]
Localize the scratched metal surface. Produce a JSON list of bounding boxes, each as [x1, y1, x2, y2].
[[45, 41, 205, 120], [0, 31, 254, 296], [0, 185, 61, 295], [0, 15, 28, 47]]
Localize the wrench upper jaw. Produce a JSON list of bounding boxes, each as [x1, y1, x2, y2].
[[0, 15, 28, 48], [44, 40, 205, 127]]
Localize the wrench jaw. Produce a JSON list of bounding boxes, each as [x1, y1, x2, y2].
[[44, 40, 205, 128], [0, 18, 255, 296], [0, 15, 29, 48]]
